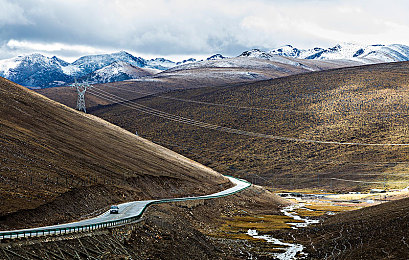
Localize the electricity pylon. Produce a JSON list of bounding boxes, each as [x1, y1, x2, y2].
[[71, 79, 92, 113]]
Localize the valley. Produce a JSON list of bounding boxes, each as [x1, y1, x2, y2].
[[4, 0, 409, 258], [3, 47, 409, 259]]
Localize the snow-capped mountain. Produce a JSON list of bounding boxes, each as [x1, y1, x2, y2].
[[238, 49, 305, 67], [146, 58, 176, 70], [72, 51, 147, 76], [0, 51, 198, 88], [3, 44, 409, 89], [84, 61, 154, 84], [146, 57, 201, 70], [207, 54, 225, 60], [176, 58, 197, 65], [0, 53, 73, 88], [269, 43, 409, 62]]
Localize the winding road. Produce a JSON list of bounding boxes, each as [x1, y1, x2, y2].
[[0, 176, 250, 239]]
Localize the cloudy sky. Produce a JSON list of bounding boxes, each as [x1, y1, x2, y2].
[[1, 0, 409, 61]]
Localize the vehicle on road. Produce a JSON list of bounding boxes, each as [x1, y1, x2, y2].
[[110, 205, 119, 214]]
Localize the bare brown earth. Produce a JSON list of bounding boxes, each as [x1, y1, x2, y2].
[[90, 61, 409, 192], [0, 76, 237, 230]]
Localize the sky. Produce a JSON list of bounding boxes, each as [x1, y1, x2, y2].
[[1, 0, 409, 62]]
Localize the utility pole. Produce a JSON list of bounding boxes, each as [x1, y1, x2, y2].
[[71, 79, 92, 113]]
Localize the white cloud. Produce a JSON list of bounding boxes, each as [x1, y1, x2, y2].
[[6, 40, 106, 53], [1, 0, 409, 60]]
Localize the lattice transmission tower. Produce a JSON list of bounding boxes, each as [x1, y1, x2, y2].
[[71, 79, 92, 113]]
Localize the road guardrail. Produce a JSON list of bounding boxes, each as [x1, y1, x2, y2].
[[0, 176, 250, 240]]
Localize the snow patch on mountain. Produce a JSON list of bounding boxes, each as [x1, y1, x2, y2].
[[269, 43, 409, 63], [146, 58, 175, 70], [176, 58, 197, 65], [72, 51, 147, 76], [239, 49, 309, 68], [85, 61, 154, 84], [163, 56, 294, 72], [0, 57, 20, 77]]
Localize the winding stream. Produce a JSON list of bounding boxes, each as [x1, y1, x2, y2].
[[247, 203, 319, 259]]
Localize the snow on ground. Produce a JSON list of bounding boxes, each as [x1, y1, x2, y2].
[[61, 64, 82, 75], [0, 57, 20, 77], [158, 69, 271, 80]]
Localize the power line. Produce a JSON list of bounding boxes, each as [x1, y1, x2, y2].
[[95, 84, 409, 116], [153, 139, 409, 166], [88, 88, 409, 146]]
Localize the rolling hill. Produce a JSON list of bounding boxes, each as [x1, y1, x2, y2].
[[90, 61, 409, 191], [37, 54, 364, 112], [0, 76, 233, 230]]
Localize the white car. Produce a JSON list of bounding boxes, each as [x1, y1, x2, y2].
[[110, 205, 119, 214]]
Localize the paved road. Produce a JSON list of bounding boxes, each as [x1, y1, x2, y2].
[[0, 176, 250, 239]]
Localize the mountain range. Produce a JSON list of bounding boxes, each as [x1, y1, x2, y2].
[[2, 43, 409, 88], [269, 43, 409, 62], [0, 51, 201, 88]]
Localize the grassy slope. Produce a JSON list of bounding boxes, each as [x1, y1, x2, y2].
[[91, 61, 409, 191], [0, 77, 232, 228]]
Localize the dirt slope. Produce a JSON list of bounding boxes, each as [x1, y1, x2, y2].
[[91, 61, 409, 191], [0, 76, 231, 229]]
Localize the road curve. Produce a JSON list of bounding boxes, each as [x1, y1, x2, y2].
[[0, 176, 250, 239]]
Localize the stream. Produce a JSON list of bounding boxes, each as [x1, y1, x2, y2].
[[246, 203, 319, 259]]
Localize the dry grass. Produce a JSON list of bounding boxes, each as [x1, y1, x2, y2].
[[205, 213, 303, 244], [294, 208, 326, 217], [304, 204, 361, 212], [220, 215, 300, 233], [0, 77, 231, 228], [90, 61, 409, 191]]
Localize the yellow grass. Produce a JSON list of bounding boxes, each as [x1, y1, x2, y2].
[[294, 208, 327, 217], [304, 204, 361, 212], [219, 215, 303, 233]]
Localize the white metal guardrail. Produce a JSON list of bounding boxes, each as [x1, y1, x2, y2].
[[0, 176, 251, 240]]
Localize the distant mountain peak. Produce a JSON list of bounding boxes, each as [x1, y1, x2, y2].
[[85, 60, 154, 84], [239, 49, 272, 59], [207, 54, 225, 60], [269, 43, 409, 62], [3, 44, 409, 89], [176, 58, 196, 65]]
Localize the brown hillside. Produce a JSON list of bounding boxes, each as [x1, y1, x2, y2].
[[0, 76, 231, 229], [91, 61, 409, 191], [291, 196, 409, 259]]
